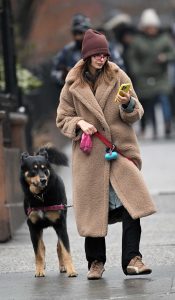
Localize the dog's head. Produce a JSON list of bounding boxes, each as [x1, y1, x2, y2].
[[21, 149, 50, 194]]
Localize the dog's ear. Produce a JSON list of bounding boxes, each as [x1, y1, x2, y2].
[[21, 152, 29, 162], [38, 149, 48, 160], [20, 152, 29, 170]]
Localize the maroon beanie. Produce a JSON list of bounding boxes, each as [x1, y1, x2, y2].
[[81, 29, 110, 60]]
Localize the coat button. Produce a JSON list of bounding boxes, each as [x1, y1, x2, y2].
[[102, 127, 105, 131]]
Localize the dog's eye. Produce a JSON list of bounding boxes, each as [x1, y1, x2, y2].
[[41, 165, 45, 169], [33, 165, 38, 169]]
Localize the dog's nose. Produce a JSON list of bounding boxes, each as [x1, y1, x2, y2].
[[40, 178, 47, 185]]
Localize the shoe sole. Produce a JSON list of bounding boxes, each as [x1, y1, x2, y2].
[[87, 276, 102, 280], [126, 269, 152, 276]]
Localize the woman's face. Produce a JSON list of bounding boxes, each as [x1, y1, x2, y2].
[[90, 54, 108, 71], [143, 26, 159, 36]]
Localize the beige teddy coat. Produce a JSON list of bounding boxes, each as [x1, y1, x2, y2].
[[56, 60, 156, 237]]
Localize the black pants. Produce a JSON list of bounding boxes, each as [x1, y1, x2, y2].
[[85, 207, 141, 274]]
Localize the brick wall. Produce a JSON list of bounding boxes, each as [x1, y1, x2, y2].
[[24, 0, 103, 65]]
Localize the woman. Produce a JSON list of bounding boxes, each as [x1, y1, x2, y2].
[[56, 29, 156, 279], [127, 9, 174, 138]]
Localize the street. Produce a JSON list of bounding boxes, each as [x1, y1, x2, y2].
[[1, 1, 175, 299], [0, 135, 175, 299]]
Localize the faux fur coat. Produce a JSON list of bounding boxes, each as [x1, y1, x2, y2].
[[56, 60, 156, 237]]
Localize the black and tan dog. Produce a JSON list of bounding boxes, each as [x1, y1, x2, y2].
[[20, 145, 77, 278]]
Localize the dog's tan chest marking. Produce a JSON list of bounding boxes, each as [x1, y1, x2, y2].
[[45, 211, 60, 222], [28, 210, 60, 224], [28, 211, 43, 224]]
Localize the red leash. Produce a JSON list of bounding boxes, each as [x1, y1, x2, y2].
[[94, 132, 115, 149], [94, 131, 136, 165]]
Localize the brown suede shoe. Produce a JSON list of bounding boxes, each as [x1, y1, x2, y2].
[[126, 256, 152, 275], [87, 260, 105, 280]]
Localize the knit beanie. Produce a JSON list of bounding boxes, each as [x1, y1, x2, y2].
[[81, 29, 110, 60], [139, 9, 161, 29]]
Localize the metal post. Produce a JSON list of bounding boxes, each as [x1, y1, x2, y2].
[[0, 0, 19, 145], [0, 0, 18, 100]]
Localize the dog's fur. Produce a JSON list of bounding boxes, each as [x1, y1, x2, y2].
[[20, 145, 77, 277]]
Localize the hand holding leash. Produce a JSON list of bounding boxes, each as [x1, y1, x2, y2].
[[77, 120, 97, 135]]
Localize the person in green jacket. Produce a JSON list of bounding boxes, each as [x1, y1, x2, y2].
[[128, 9, 175, 138]]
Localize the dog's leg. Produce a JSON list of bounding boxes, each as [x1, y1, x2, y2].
[[57, 239, 77, 277], [54, 224, 77, 277], [35, 237, 45, 277], [57, 240, 66, 273], [28, 222, 45, 277]]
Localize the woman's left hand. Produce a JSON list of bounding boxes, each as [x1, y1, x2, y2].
[[116, 90, 131, 105]]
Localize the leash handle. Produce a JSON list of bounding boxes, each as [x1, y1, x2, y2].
[[65, 204, 73, 208]]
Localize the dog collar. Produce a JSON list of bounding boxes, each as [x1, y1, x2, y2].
[[27, 204, 65, 216], [33, 193, 45, 202]]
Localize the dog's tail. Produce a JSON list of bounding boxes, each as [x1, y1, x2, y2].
[[37, 143, 68, 166]]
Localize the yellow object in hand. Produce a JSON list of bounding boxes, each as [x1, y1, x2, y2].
[[115, 83, 131, 102]]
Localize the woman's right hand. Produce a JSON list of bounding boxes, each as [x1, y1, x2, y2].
[[77, 120, 97, 135]]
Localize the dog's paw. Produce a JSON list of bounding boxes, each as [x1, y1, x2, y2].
[[60, 266, 66, 273], [67, 271, 78, 277], [35, 270, 45, 277]]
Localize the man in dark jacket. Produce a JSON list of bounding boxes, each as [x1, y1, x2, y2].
[[51, 14, 91, 87]]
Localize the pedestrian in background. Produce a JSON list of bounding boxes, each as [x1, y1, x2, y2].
[[128, 9, 175, 138], [96, 26, 125, 70], [51, 13, 91, 88], [56, 29, 156, 279], [114, 23, 137, 79], [168, 23, 175, 119]]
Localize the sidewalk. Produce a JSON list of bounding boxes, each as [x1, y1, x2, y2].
[[0, 139, 175, 299]]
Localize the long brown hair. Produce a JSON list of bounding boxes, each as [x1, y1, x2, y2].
[[77, 58, 115, 87]]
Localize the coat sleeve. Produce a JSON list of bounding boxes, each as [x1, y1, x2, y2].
[[126, 40, 142, 78], [162, 34, 175, 62], [118, 71, 144, 124], [56, 83, 83, 140]]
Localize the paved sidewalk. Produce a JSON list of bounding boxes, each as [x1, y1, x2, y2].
[[0, 139, 175, 299], [0, 264, 175, 300]]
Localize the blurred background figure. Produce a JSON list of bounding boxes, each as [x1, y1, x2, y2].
[[168, 23, 175, 120], [113, 23, 137, 79], [51, 13, 91, 89], [128, 8, 175, 139], [95, 26, 125, 70], [103, 13, 136, 75]]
